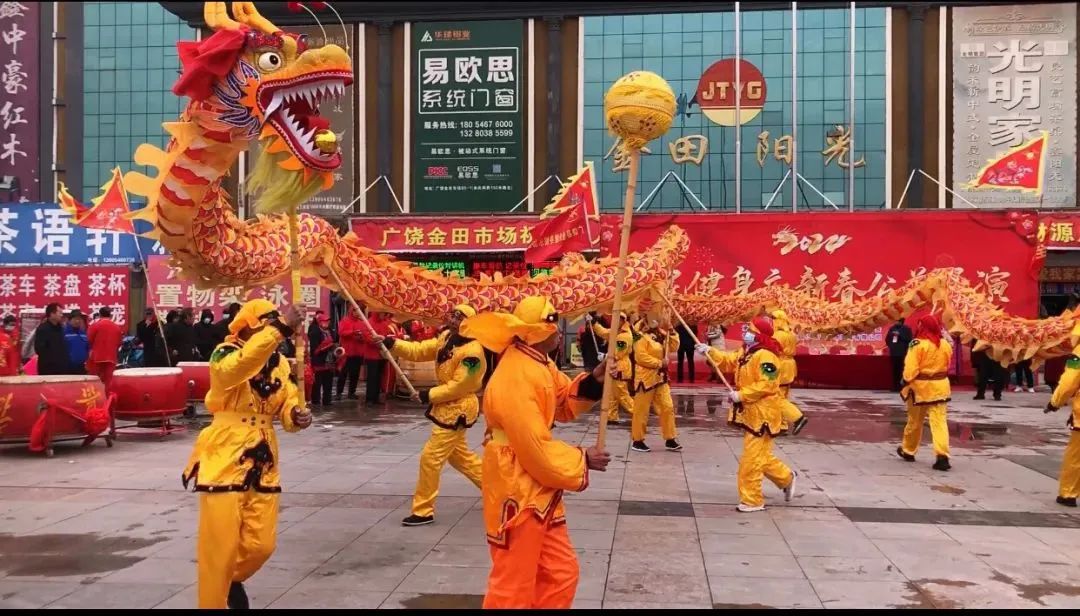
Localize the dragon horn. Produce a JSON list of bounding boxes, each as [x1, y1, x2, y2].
[[204, 2, 242, 31], [231, 2, 279, 34]]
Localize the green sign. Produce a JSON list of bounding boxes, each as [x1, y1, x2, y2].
[[412, 20, 524, 212], [416, 260, 468, 278]]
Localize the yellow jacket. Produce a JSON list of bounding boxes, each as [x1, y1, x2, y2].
[[773, 328, 798, 387], [1049, 344, 1080, 431], [901, 338, 952, 405], [631, 329, 678, 392], [610, 331, 634, 383], [482, 342, 602, 546], [182, 326, 303, 492], [707, 347, 796, 437], [390, 331, 487, 429]]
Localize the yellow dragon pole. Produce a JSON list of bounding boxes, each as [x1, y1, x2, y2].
[[288, 205, 306, 408]]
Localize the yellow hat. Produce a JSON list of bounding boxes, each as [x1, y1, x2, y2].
[[459, 296, 559, 353], [229, 298, 278, 335], [454, 304, 477, 318], [770, 309, 790, 331]]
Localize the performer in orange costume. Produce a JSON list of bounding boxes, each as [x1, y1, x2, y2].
[[461, 296, 611, 609], [629, 316, 681, 453], [897, 313, 953, 471], [1045, 335, 1080, 508], [182, 299, 312, 609], [770, 309, 808, 434]]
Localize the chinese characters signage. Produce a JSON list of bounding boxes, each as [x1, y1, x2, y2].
[[1039, 214, 1080, 249], [349, 215, 535, 252], [0, 266, 130, 325], [250, 25, 355, 218], [0, 202, 165, 264], [952, 4, 1077, 207], [413, 20, 524, 212], [0, 2, 39, 202], [145, 256, 331, 315]]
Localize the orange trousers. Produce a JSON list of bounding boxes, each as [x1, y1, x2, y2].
[[484, 517, 579, 609]]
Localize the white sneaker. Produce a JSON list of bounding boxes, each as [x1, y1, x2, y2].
[[1026, 388, 1036, 393], [1013, 386, 1022, 393], [783, 471, 798, 502], [736, 502, 766, 513]]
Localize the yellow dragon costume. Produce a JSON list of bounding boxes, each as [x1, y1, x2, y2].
[[629, 320, 681, 452], [384, 304, 486, 526]]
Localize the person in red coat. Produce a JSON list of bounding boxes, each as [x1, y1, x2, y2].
[[0, 315, 20, 376], [336, 306, 368, 400], [362, 312, 397, 404], [87, 307, 124, 389]]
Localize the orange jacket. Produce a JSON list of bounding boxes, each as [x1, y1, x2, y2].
[[481, 342, 602, 546]]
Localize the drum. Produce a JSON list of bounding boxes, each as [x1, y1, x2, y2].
[[178, 362, 210, 402], [0, 375, 110, 454], [111, 367, 187, 421]]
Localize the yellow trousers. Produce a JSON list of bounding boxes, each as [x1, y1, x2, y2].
[[604, 380, 633, 422], [631, 383, 677, 442], [780, 384, 804, 426], [197, 491, 278, 609], [1060, 431, 1080, 499], [738, 432, 793, 507], [900, 401, 950, 458], [413, 424, 483, 517]]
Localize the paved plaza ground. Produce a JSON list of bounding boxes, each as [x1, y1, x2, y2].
[[1, 384, 1079, 609]]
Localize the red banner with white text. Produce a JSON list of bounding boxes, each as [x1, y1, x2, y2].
[[0, 266, 131, 325], [599, 211, 1040, 354]]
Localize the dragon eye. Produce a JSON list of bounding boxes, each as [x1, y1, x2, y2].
[[257, 51, 283, 72]]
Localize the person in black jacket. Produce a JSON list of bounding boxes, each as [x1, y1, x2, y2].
[[885, 318, 913, 392], [34, 303, 68, 375], [136, 309, 168, 367], [165, 308, 197, 365], [675, 321, 697, 383], [214, 303, 242, 342], [192, 308, 218, 360]]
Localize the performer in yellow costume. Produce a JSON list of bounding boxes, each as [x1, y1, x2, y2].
[[1043, 339, 1080, 508], [181, 299, 312, 609], [630, 317, 682, 453], [896, 314, 953, 471], [588, 312, 634, 424], [379, 305, 486, 526], [698, 316, 797, 512], [770, 309, 808, 434], [461, 296, 610, 609]]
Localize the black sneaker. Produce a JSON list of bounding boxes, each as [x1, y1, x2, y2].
[[401, 514, 435, 527], [896, 446, 915, 462], [1056, 496, 1078, 507], [227, 581, 249, 610], [607, 418, 621, 425], [791, 415, 808, 436], [993, 395, 1002, 401], [932, 455, 951, 471], [973, 394, 985, 400], [665, 439, 683, 452], [631, 440, 651, 453]]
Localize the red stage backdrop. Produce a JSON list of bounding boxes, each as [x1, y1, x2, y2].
[[0, 266, 131, 325], [600, 211, 1040, 355], [145, 256, 332, 316]]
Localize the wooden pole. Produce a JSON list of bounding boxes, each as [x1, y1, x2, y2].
[[288, 204, 306, 408], [660, 293, 737, 394], [328, 267, 419, 398], [597, 148, 640, 449]]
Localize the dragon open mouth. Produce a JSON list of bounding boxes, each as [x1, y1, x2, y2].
[[258, 70, 353, 171]]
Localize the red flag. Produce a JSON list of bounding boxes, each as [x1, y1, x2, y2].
[[56, 182, 91, 220], [969, 132, 1047, 194], [77, 168, 135, 234], [525, 164, 600, 263]]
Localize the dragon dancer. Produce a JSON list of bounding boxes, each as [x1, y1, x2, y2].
[[1045, 335, 1080, 508], [770, 310, 808, 435], [377, 305, 486, 527], [182, 299, 311, 609], [630, 316, 682, 453], [461, 296, 611, 609], [896, 313, 953, 472], [588, 312, 634, 424], [698, 317, 798, 512]]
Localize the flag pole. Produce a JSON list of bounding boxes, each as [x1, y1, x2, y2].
[[132, 235, 171, 363], [288, 204, 306, 409]]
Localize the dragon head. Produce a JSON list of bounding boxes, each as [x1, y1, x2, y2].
[[176, 2, 353, 208]]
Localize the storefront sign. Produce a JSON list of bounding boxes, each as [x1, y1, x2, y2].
[[0, 266, 131, 325], [0, 1, 40, 202], [412, 20, 524, 212], [952, 3, 1078, 207], [145, 256, 331, 314], [0, 202, 165, 265], [349, 215, 536, 252], [1039, 213, 1080, 249]]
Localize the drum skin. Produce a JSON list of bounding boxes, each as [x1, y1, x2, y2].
[[178, 362, 210, 402], [111, 368, 187, 419], [0, 375, 106, 441]]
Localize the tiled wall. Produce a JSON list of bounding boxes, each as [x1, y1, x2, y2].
[[583, 8, 888, 211]]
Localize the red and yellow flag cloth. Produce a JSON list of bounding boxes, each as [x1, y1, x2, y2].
[[57, 167, 135, 234], [525, 162, 600, 264], [968, 132, 1048, 195]]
